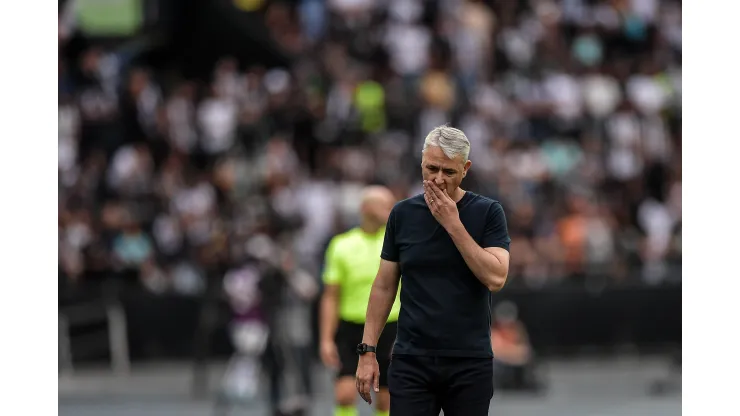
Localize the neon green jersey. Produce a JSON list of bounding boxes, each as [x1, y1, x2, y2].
[[322, 227, 401, 324]]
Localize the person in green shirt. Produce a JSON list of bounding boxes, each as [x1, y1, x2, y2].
[[320, 185, 400, 416]]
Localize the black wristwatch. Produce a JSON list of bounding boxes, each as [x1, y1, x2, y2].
[[356, 343, 377, 355]]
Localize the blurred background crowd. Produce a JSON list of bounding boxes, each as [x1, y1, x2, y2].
[[59, 0, 682, 299], [58, 0, 681, 412]]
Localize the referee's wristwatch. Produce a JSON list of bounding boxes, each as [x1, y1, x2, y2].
[[356, 343, 377, 355]]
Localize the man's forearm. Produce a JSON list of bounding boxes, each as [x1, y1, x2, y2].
[[319, 291, 339, 343], [361, 282, 397, 346], [446, 221, 508, 291]]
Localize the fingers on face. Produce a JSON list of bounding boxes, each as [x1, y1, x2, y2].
[[424, 181, 445, 200], [423, 189, 432, 204], [425, 196, 437, 212], [429, 182, 445, 199]]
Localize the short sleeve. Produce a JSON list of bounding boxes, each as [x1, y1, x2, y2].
[[322, 238, 344, 285], [380, 206, 400, 262], [483, 202, 511, 251]]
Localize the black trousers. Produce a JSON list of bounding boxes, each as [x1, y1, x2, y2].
[[336, 320, 398, 387], [388, 355, 494, 416]]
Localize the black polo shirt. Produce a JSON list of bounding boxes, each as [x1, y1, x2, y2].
[[381, 191, 511, 358]]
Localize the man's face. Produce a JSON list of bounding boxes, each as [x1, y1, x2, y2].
[[421, 146, 471, 195]]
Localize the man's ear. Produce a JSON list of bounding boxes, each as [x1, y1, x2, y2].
[[463, 160, 472, 176]]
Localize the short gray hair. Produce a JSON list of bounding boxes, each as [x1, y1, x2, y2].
[[422, 125, 471, 161]]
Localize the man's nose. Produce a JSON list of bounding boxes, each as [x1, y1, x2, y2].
[[433, 173, 445, 185]]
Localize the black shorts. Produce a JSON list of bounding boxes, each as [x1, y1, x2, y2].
[[336, 320, 398, 387], [388, 355, 494, 416]]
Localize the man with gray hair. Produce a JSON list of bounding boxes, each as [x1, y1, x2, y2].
[[355, 125, 511, 415]]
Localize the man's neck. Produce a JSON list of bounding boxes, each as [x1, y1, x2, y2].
[[452, 188, 466, 203]]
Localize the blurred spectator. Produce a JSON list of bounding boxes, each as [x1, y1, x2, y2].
[[111, 215, 154, 285], [249, 234, 319, 416], [221, 262, 268, 401], [491, 301, 541, 392]]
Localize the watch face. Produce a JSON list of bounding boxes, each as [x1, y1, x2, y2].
[[356, 343, 366, 354]]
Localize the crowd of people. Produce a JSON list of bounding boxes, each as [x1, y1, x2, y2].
[[58, 1, 681, 413], [58, 0, 682, 302]]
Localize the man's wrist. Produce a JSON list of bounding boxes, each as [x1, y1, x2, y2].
[[359, 350, 377, 358], [357, 342, 378, 356], [445, 218, 465, 236]]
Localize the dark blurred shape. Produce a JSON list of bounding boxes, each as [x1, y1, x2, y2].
[[648, 349, 682, 397], [491, 301, 543, 392]]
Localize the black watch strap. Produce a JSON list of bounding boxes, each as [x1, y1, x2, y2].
[[356, 343, 377, 355]]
